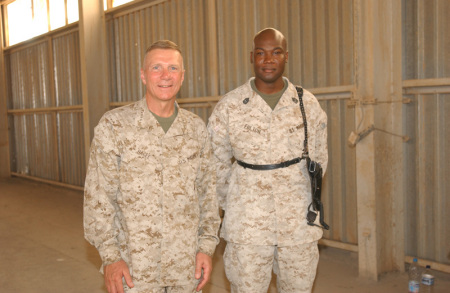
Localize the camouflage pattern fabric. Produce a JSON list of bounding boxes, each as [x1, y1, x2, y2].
[[224, 241, 319, 293], [126, 283, 200, 293], [84, 98, 220, 291], [207, 77, 328, 246]]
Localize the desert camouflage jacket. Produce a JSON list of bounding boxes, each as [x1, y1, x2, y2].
[[84, 99, 220, 289], [208, 77, 328, 246]]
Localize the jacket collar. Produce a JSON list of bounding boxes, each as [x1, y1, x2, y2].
[[135, 98, 188, 137], [244, 77, 299, 115]]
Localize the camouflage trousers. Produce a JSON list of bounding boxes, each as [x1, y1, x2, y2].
[[125, 283, 200, 293], [223, 241, 319, 293]]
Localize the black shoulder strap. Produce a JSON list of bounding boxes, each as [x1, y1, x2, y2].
[[296, 86, 309, 158], [296, 86, 330, 230]]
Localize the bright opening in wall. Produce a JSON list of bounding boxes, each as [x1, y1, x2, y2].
[[4, 0, 134, 47], [6, 0, 34, 46], [5, 0, 79, 46]]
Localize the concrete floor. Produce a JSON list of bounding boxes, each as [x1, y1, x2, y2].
[[1, 177, 449, 293]]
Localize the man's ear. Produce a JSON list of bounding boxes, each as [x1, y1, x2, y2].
[[140, 69, 146, 85], [285, 51, 289, 63], [250, 51, 254, 64]]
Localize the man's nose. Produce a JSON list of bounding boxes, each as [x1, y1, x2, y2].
[[263, 54, 274, 63], [160, 67, 171, 79]]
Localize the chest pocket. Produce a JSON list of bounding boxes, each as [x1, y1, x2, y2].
[[164, 134, 202, 178], [287, 122, 306, 158], [229, 123, 268, 161]]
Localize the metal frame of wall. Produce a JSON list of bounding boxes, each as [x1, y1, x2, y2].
[[1, 0, 449, 279], [0, 5, 10, 178]]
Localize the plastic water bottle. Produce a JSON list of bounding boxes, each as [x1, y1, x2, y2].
[[408, 258, 421, 293], [421, 265, 435, 293]]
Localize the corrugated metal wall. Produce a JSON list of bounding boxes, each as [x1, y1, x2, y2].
[[216, 0, 354, 92], [107, 0, 214, 102], [403, 0, 450, 80], [402, 0, 450, 266], [403, 92, 450, 266], [319, 97, 357, 244], [6, 30, 85, 187], [108, 0, 354, 97]]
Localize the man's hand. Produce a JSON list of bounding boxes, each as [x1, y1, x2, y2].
[[104, 260, 134, 293], [195, 252, 213, 292]]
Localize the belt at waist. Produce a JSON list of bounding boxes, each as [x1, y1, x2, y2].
[[236, 157, 302, 170]]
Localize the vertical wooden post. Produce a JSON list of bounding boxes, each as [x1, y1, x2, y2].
[[353, 0, 404, 280], [0, 9, 11, 178], [78, 0, 110, 168]]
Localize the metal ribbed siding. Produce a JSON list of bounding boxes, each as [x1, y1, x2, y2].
[[57, 111, 85, 186], [53, 32, 86, 186], [403, 0, 450, 79], [403, 93, 450, 266], [8, 42, 52, 109], [107, 0, 212, 103], [53, 32, 82, 106], [319, 98, 357, 244], [216, 0, 354, 93], [402, 0, 450, 266], [8, 113, 58, 180], [6, 30, 85, 187]]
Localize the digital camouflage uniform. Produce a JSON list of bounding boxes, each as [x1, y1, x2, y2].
[[84, 99, 220, 292], [208, 77, 328, 292]]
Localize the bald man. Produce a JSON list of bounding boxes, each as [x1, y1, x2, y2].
[[208, 28, 328, 293]]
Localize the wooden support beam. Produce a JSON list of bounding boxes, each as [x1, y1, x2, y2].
[[78, 0, 110, 167], [353, 0, 404, 280], [0, 9, 11, 178], [11, 172, 84, 191]]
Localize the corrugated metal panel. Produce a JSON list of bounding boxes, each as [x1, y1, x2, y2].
[[107, 0, 212, 103], [402, 0, 450, 266], [403, 0, 450, 80], [52, 31, 82, 106], [179, 102, 216, 123], [8, 42, 52, 109], [8, 113, 58, 180], [57, 111, 85, 186], [319, 97, 357, 244], [216, 0, 354, 93], [106, 0, 354, 101], [403, 92, 450, 266]]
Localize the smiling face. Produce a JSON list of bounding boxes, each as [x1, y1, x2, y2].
[[140, 48, 185, 105], [250, 28, 288, 88]]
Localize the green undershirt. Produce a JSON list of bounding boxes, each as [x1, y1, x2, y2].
[[150, 105, 178, 133], [251, 79, 288, 110]]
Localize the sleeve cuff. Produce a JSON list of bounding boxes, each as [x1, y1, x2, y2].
[[198, 236, 220, 257]]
